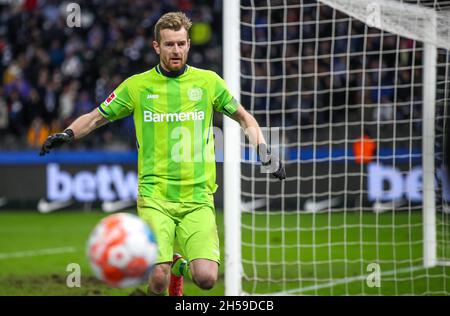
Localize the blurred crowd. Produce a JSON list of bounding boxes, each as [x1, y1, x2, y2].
[[0, 0, 222, 150], [0, 0, 444, 151], [240, 0, 431, 146]]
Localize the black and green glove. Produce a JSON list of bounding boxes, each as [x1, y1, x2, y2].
[[39, 129, 75, 156], [257, 143, 286, 180]]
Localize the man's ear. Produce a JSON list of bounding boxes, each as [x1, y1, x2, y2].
[[153, 40, 160, 55]]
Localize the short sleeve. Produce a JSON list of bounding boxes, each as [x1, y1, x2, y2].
[[212, 73, 240, 118], [97, 79, 135, 121]]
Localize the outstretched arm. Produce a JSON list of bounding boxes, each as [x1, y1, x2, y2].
[[40, 109, 109, 156], [66, 108, 110, 139], [230, 105, 266, 147], [229, 104, 286, 180]]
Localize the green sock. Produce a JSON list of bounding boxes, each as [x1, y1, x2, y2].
[[171, 257, 191, 279]]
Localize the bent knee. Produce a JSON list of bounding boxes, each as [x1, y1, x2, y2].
[[193, 273, 217, 290], [149, 265, 170, 293], [150, 278, 169, 294]]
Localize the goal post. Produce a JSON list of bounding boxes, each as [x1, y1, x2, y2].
[[422, 19, 437, 269], [223, 0, 450, 295], [223, 0, 242, 296]]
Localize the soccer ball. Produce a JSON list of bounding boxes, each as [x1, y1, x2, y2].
[[87, 213, 158, 288]]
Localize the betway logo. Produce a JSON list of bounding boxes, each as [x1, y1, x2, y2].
[[144, 110, 205, 123], [368, 163, 450, 202], [47, 164, 137, 202]]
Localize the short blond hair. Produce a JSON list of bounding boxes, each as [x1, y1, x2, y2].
[[154, 12, 192, 43]]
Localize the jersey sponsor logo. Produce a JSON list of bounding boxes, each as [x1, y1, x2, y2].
[[187, 87, 203, 101], [147, 94, 159, 99], [104, 92, 116, 106], [143, 110, 205, 123]]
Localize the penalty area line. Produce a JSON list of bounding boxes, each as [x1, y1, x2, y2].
[[0, 247, 77, 260]]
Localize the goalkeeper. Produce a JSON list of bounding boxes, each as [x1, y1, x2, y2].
[[40, 12, 285, 296]]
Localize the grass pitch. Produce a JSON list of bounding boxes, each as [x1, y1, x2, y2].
[[0, 210, 448, 296]]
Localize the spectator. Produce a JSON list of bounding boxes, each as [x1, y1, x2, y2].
[[1, 0, 222, 150], [27, 117, 49, 148], [0, 0, 427, 151], [0, 88, 8, 133], [353, 129, 376, 165]]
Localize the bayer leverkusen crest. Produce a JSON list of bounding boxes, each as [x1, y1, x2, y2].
[[104, 92, 116, 106]]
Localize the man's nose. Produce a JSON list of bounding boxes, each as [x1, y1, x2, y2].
[[172, 44, 181, 54]]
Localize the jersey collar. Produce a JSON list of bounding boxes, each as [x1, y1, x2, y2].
[[155, 64, 188, 78]]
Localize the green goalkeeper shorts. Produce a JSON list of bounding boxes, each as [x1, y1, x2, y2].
[[137, 195, 220, 265]]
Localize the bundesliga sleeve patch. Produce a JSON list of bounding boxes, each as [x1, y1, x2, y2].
[[104, 91, 116, 106]]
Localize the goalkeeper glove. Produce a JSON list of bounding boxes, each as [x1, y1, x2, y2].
[[39, 129, 75, 156], [257, 143, 286, 180]]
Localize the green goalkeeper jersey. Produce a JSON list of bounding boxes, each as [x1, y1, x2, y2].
[[97, 64, 239, 203]]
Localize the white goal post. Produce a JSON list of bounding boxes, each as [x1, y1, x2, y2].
[[223, 0, 242, 296], [223, 0, 450, 295]]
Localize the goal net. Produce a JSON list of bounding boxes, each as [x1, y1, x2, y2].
[[224, 0, 450, 295]]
